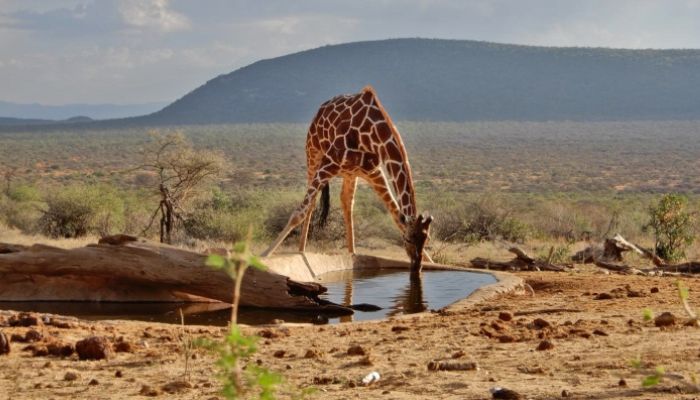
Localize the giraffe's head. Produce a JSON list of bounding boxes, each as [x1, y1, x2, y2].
[[403, 213, 433, 274]]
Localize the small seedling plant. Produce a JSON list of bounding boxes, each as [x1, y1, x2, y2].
[[199, 235, 283, 399], [631, 281, 699, 392]]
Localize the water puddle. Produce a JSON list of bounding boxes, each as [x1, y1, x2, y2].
[[317, 268, 496, 323], [0, 269, 495, 326]]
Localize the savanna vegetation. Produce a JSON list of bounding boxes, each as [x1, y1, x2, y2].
[[1, 120, 698, 262]]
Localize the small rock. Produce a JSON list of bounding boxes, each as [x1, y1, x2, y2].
[[32, 346, 49, 357], [490, 387, 523, 400], [650, 287, 659, 293], [47, 342, 75, 357], [88, 378, 99, 386], [618, 378, 627, 387], [561, 389, 570, 397], [654, 312, 676, 327], [532, 318, 551, 329], [358, 355, 373, 366], [64, 371, 80, 381], [24, 329, 43, 342], [684, 319, 699, 327], [452, 350, 465, 358], [313, 376, 336, 385], [139, 384, 159, 396], [536, 340, 555, 351], [115, 370, 123, 378], [498, 334, 516, 343], [304, 349, 321, 359], [594, 293, 614, 300], [75, 336, 112, 360], [8, 312, 41, 327], [161, 380, 193, 394], [347, 345, 367, 356], [114, 341, 133, 353], [10, 333, 25, 343], [0, 331, 10, 355], [273, 350, 286, 358], [498, 312, 513, 321], [391, 325, 409, 333], [592, 329, 608, 336]]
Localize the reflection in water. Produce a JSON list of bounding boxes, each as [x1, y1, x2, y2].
[[318, 268, 496, 323]]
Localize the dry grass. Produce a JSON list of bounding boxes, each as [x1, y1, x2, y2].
[[0, 223, 98, 249]]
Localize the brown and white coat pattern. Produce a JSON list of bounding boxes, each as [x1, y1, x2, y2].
[[262, 86, 431, 265]]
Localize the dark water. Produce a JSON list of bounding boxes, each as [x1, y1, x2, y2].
[[317, 268, 496, 323], [0, 269, 495, 326]]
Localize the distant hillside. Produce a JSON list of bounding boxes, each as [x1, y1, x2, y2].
[[147, 38, 700, 124], [0, 100, 166, 120], [0, 116, 93, 127]]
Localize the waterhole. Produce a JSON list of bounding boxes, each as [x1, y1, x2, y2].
[[0, 269, 495, 326]]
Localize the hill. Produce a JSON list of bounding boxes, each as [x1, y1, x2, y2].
[[0, 100, 165, 121], [147, 38, 700, 124]]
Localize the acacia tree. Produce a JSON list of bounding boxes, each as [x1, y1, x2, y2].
[[138, 131, 226, 244]]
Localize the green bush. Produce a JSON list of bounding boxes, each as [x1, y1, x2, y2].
[[0, 184, 44, 232], [38, 185, 125, 238], [644, 193, 695, 262]]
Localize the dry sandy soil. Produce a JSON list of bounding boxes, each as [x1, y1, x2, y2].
[[1, 268, 699, 400]]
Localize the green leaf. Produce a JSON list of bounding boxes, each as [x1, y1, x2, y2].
[[642, 375, 661, 387], [206, 254, 226, 269], [655, 366, 666, 375], [233, 242, 246, 254], [248, 256, 268, 271], [642, 308, 654, 321]]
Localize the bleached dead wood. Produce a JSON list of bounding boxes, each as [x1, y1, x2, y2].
[[574, 233, 700, 274], [470, 246, 568, 272], [0, 235, 351, 314]]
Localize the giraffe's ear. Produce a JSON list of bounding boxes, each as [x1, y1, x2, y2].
[[421, 215, 433, 231]]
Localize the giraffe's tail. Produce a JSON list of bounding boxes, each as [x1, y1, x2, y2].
[[313, 183, 330, 230]]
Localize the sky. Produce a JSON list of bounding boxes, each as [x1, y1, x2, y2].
[[2, 0, 700, 105]]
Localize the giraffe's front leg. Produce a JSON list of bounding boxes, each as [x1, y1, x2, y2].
[[340, 176, 358, 254]]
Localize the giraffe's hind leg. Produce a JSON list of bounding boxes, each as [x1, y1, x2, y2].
[[261, 162, 338, 257], [340, 176, 358, 253]]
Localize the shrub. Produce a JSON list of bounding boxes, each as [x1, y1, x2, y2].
[[0, 184, 44, 233], [38, 185, 125, 238], [431, 196, 530, 244], [644, 193, 695, 262]]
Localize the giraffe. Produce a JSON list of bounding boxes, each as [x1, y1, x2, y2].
[[261, 85, 433, 274]]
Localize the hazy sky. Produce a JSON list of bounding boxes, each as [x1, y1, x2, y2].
[[2, 0, 700, 105]]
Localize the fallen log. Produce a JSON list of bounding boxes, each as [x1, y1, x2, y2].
[[0, 235, 351, 314], [575, 233, 700, 274], [470, 247, 568, 272]]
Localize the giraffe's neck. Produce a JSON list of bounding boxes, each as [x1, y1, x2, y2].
[[381, 159, 417, 224], [365, 87, 419, 228]]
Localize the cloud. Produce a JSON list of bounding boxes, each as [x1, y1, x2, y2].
[[119, 0, 190, 32]]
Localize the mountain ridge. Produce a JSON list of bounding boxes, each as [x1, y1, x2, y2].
[[4, 38, 700, 130]]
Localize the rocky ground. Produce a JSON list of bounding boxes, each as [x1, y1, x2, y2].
[[1, 269, 699, 400]]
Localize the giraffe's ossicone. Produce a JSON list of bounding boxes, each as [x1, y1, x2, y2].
[[261, 85, 433, 273]]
